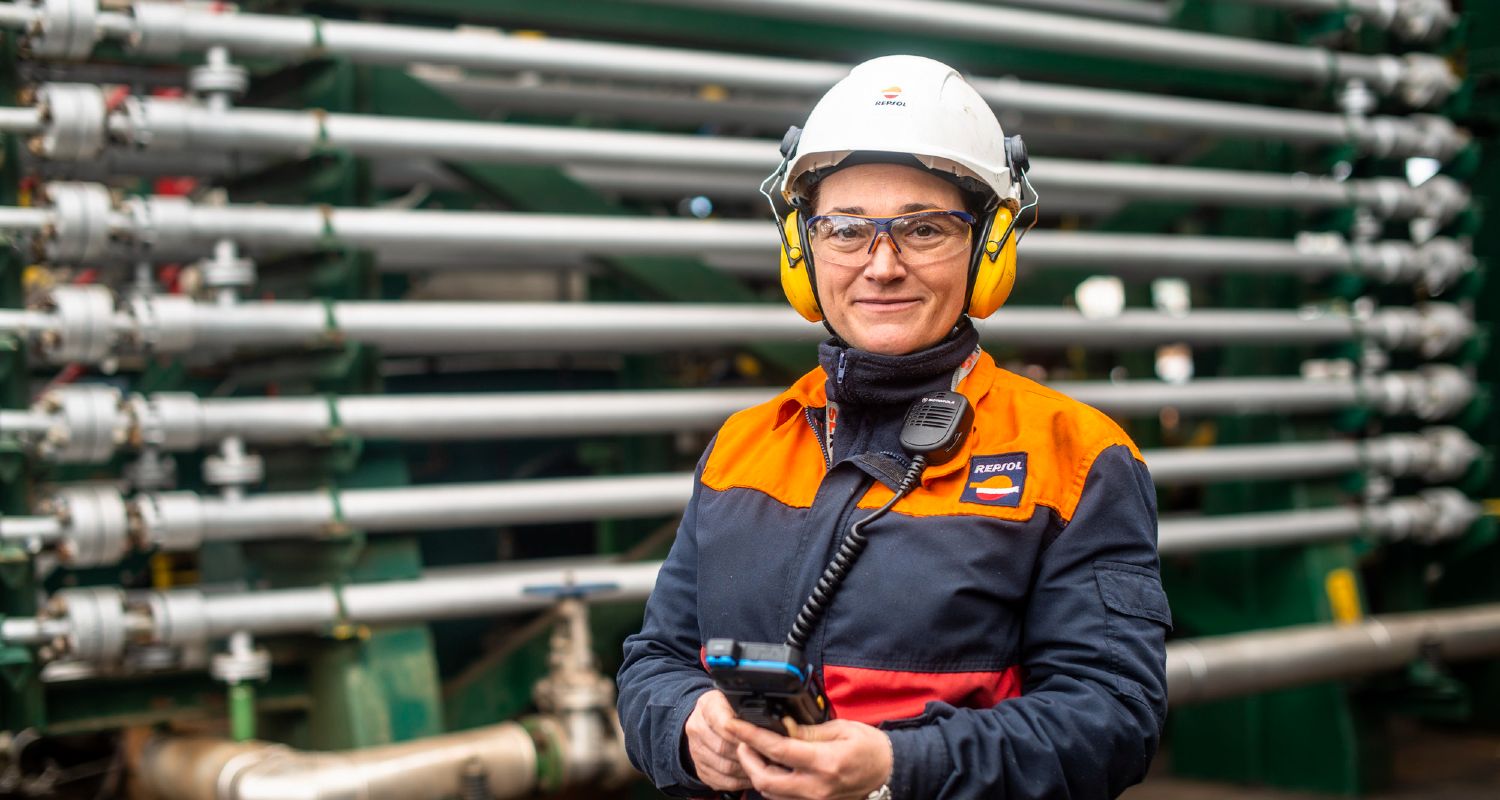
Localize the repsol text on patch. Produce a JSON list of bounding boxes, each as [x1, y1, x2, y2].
[[961, 452, 1027, 507]]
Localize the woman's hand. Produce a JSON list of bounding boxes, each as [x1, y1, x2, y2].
[[683, 690, 752, 791], [727, 717, 893, 800]]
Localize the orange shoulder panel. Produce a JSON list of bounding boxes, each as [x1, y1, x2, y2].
[[863, 365, 1143, 525], [701, 367, 827, 509]]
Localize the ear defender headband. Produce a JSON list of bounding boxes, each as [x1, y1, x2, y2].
[[767, 127, 1032, 324]]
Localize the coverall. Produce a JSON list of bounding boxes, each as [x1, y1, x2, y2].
[[618, 320, 1170, 798]]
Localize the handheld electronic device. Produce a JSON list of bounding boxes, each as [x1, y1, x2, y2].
[[708, 391, 973, 734]]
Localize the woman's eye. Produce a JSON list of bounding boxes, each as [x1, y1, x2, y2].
[[909, 223, 939, 238]]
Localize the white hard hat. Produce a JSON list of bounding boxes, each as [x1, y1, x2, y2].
[[781, 55, 1018, 208]]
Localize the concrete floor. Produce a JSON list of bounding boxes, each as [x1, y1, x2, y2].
[[1126, 722, 1500, 799]]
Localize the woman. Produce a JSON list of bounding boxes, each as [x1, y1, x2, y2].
[[618, 55, 1169, 800]]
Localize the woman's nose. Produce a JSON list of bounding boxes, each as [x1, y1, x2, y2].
[[863, 234, 908, 281]]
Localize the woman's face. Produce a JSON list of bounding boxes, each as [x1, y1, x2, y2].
[[810, 163, 971, 356]]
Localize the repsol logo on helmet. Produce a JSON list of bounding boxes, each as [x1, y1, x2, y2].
[[875, 85, 906, 107]]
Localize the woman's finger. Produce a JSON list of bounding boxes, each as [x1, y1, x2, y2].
[[690, 741, 747, 780]]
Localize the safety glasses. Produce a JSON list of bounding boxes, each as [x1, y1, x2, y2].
[[805, 209, 976, 267]]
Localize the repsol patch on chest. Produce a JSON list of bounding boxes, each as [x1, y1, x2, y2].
[[961, 452, 1027, 506]]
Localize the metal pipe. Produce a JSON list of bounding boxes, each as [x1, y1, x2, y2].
[[1159, 490, 1479, 554], [139, 722, 545, 800], [33, 437, 1474, 567], [632, 0, 1453, 106], [975, 0, 1170, 24], [0, 1, 1463, 157], [16, 370, 1472, 466], [1226, 0, 1456, 43], [202, 389, 772, 444], [1167, 603, 1500, 706], [413, 63, 1464, 161], [1160, 506, 1364, 554], [0, 409, 53, 437], [194, 561, 662, 639], [11, 94, 1448, 220], [12, 290, 1473, 365], [7, 188, 1474, 286], [195, 471, 696, 540], [15, 487, 1482, 658], [0, 516, 64, 544]]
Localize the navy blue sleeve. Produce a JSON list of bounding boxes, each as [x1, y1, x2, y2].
[[616, 441, 717, 796], [882, 444, 1170, 799]]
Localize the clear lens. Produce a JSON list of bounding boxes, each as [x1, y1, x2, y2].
[[807, 211, 972, 267]]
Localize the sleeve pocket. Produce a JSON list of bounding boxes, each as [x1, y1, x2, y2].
[[1094, 561, 1172, 628]]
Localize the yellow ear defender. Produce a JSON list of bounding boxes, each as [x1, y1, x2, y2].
[[966, 204, 1018, 319], [778, 209, 825, 322]]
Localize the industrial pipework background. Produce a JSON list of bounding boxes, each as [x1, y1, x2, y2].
[[0, 0, 1496, 798]]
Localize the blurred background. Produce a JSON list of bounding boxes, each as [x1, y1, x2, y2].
[[0, 0, 1494, 797]]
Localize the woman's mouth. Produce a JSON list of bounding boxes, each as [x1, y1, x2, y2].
[[855, 298, 920, 312]]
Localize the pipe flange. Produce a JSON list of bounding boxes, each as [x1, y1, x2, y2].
[[132, 491, 205, 552], [198, 251, 256, 291], [1414, 303, 1473, 359], [1416, 427, 1481, 483], [56, 586, 127, 663], [1414, 488, 1480, 543], [1398, 53, 1458, 110], [24, 0, 100, 61], [54, 484, 130, 567], [38, 284, 116, 364], [1391, 0, 1457, 44], [210, 645, 270, 684], [33, 83, 107, 161], [202, 451, 264, 488], [129, 392, 203, 451], [129, 294, 196, 355], [188, 61, 249, 100], [42, 181, 114, 264], [1414, 239, 1475, 295], [1412, 364, 1475, 421], [1415, 176, 1470, 225], [127, 1, 187, 59], [1408, 115, 1467, 163], [146, 589, 207, 647], [41, 384, 125, 464]]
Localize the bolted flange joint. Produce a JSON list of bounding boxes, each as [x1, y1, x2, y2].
[[37, 284, 117, 365], [23, 0, 100, 61], [1398, 53, 1459, 110], [211, 632, 270, 684], [1414, 238, 1476, 296], [52, 485, 131, 567], [36, 384, 126, 464], [54, 586, 128, 663], [33, 83, 108, 161], [1390, 0, 1458, 44], [42, 181, 115, 264]]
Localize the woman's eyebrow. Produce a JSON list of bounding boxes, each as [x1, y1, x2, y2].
[[824, 202, 947, 215]]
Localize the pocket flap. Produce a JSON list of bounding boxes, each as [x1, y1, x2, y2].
[[1094, 562, 1172, 627]]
